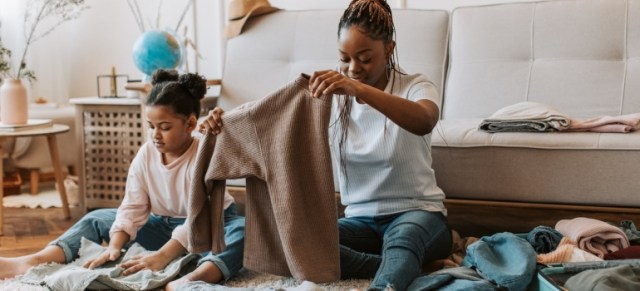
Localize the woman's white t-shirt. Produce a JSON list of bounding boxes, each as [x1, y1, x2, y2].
[[329, 70, 446, 218]]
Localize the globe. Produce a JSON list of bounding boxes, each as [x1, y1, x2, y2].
[[132, 30, 183, 77]]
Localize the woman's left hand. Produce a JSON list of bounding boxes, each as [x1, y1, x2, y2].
[[119, 252, 172, 275], [309, 70, 362, 98]]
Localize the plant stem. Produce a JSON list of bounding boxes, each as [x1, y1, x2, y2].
[[175, 0, 195, 32], [16, 0, 51, 79]]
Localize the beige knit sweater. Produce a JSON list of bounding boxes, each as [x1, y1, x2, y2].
[[186, 74, 340, 283]]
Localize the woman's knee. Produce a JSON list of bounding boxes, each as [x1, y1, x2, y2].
[[383, 211, 451, 257]]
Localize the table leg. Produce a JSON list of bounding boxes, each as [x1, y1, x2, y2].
[[0, 138, 4, 236], [46, 134, 70, 219]]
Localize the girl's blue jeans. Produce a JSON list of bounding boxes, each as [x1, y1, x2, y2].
[[49, 204, 245, 281], [339, 210, 452, 291]]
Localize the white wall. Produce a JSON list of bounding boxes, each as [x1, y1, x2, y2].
[[0, 0, 539, 104]]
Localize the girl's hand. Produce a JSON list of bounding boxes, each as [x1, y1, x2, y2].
[[309, 70, 362, 98], [199, 107, 224, 135], [120, 252, 171, 275], [83, 246, 122, 269]]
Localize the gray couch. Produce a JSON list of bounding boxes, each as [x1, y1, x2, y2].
[[432, 0, 640, 208], [216, 0, 640, 216]]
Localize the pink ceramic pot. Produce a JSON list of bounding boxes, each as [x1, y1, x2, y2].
[[0, 79, 28, 124]]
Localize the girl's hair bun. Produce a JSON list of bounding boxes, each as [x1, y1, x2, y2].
[[151, 69, 179, 85], [178, 73, 207, 100]]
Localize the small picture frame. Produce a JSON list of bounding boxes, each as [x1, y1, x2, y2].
[[97, 74, 130, 98]]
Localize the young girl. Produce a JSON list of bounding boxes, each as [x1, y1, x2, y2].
[[0, 70, 245, 287], [309, 0, 452, 290]]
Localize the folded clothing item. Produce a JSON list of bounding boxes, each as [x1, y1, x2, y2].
[[569, 112, 640, 133], [478, 102, 570, 132], [537, 237, 602, 264], [479, 102, 640, 133], [527, 225, 564, 254], [556, 217, 630, 258]]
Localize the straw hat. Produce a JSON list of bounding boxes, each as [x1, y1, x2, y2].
[[224, 0, 280, 38]]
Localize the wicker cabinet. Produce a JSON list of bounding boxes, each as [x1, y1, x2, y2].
[[71, 97, 145, 210]]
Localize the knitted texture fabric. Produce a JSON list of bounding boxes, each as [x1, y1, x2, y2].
[[556, 217, 630, 258], [536, 237, 576, 264], [186, 74, 340, 283]]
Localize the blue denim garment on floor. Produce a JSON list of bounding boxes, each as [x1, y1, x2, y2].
[[462, 232, 537, 291], [527, 225, 563, 254]]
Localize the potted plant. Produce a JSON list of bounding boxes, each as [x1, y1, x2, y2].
[[0, 0, 88, 124]]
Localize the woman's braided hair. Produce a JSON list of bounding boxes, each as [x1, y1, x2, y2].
[[335, 0, 399, 184]]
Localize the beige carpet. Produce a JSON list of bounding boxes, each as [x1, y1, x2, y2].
[[0, 268, 371, 290], [225, 269, 370, 290]]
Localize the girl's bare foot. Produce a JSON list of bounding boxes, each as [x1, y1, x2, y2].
[[0, 257, 37, 279], [165, 276, 191, 291], [0, 246, 66, 279]]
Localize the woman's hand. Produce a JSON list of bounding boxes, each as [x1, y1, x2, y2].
[[309, 70, 362, 98], [199, 107, 224, 135], [83, 246, 123, 269], [120, 252, 172, 275]]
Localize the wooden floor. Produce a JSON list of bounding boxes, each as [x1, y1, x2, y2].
[[1, 201, 639, 258], [0, 206, 83, 257]]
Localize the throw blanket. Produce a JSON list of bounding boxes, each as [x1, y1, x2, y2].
[[478, 102, 570, 132], [187, 74, 340, 283], [18, 237, 198, 291], [555, 217, 630, 258]]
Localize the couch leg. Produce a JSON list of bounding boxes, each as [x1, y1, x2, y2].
[[30, 169, 39, 195]]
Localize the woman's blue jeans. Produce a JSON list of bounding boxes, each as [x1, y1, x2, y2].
[[49, 204, 245, 281], [339, 210, 452, 291]]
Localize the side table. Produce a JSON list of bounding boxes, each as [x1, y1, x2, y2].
[[0, 124, 71, 236]]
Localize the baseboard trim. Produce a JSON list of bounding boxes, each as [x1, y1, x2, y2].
[[445, 198, 640, 214]]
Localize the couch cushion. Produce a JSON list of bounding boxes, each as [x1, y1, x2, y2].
[[218, 9, 449, 110], [443, 0, 640, 120], [433, 119, 640, 150]]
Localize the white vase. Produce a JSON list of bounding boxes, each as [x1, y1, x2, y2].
[[0, 79, 29, 125]]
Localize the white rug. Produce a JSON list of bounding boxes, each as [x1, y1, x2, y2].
[[225, 269, 371, 290], [2, 189, 78, 209]]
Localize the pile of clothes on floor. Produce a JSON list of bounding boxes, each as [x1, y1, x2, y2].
[[412, 216, 640, 291]]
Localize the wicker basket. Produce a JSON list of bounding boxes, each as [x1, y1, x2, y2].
[[3, 172, 22, 196]]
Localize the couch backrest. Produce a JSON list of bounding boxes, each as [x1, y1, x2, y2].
[[218, 9, 450, 110], [443, 0, 640, 119]]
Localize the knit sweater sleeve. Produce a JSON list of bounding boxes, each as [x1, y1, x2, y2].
[[187, 107, 263, 254], [186, 132, 217, 253]]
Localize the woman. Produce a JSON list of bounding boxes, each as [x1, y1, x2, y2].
[[309, 1, 452, 290]]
